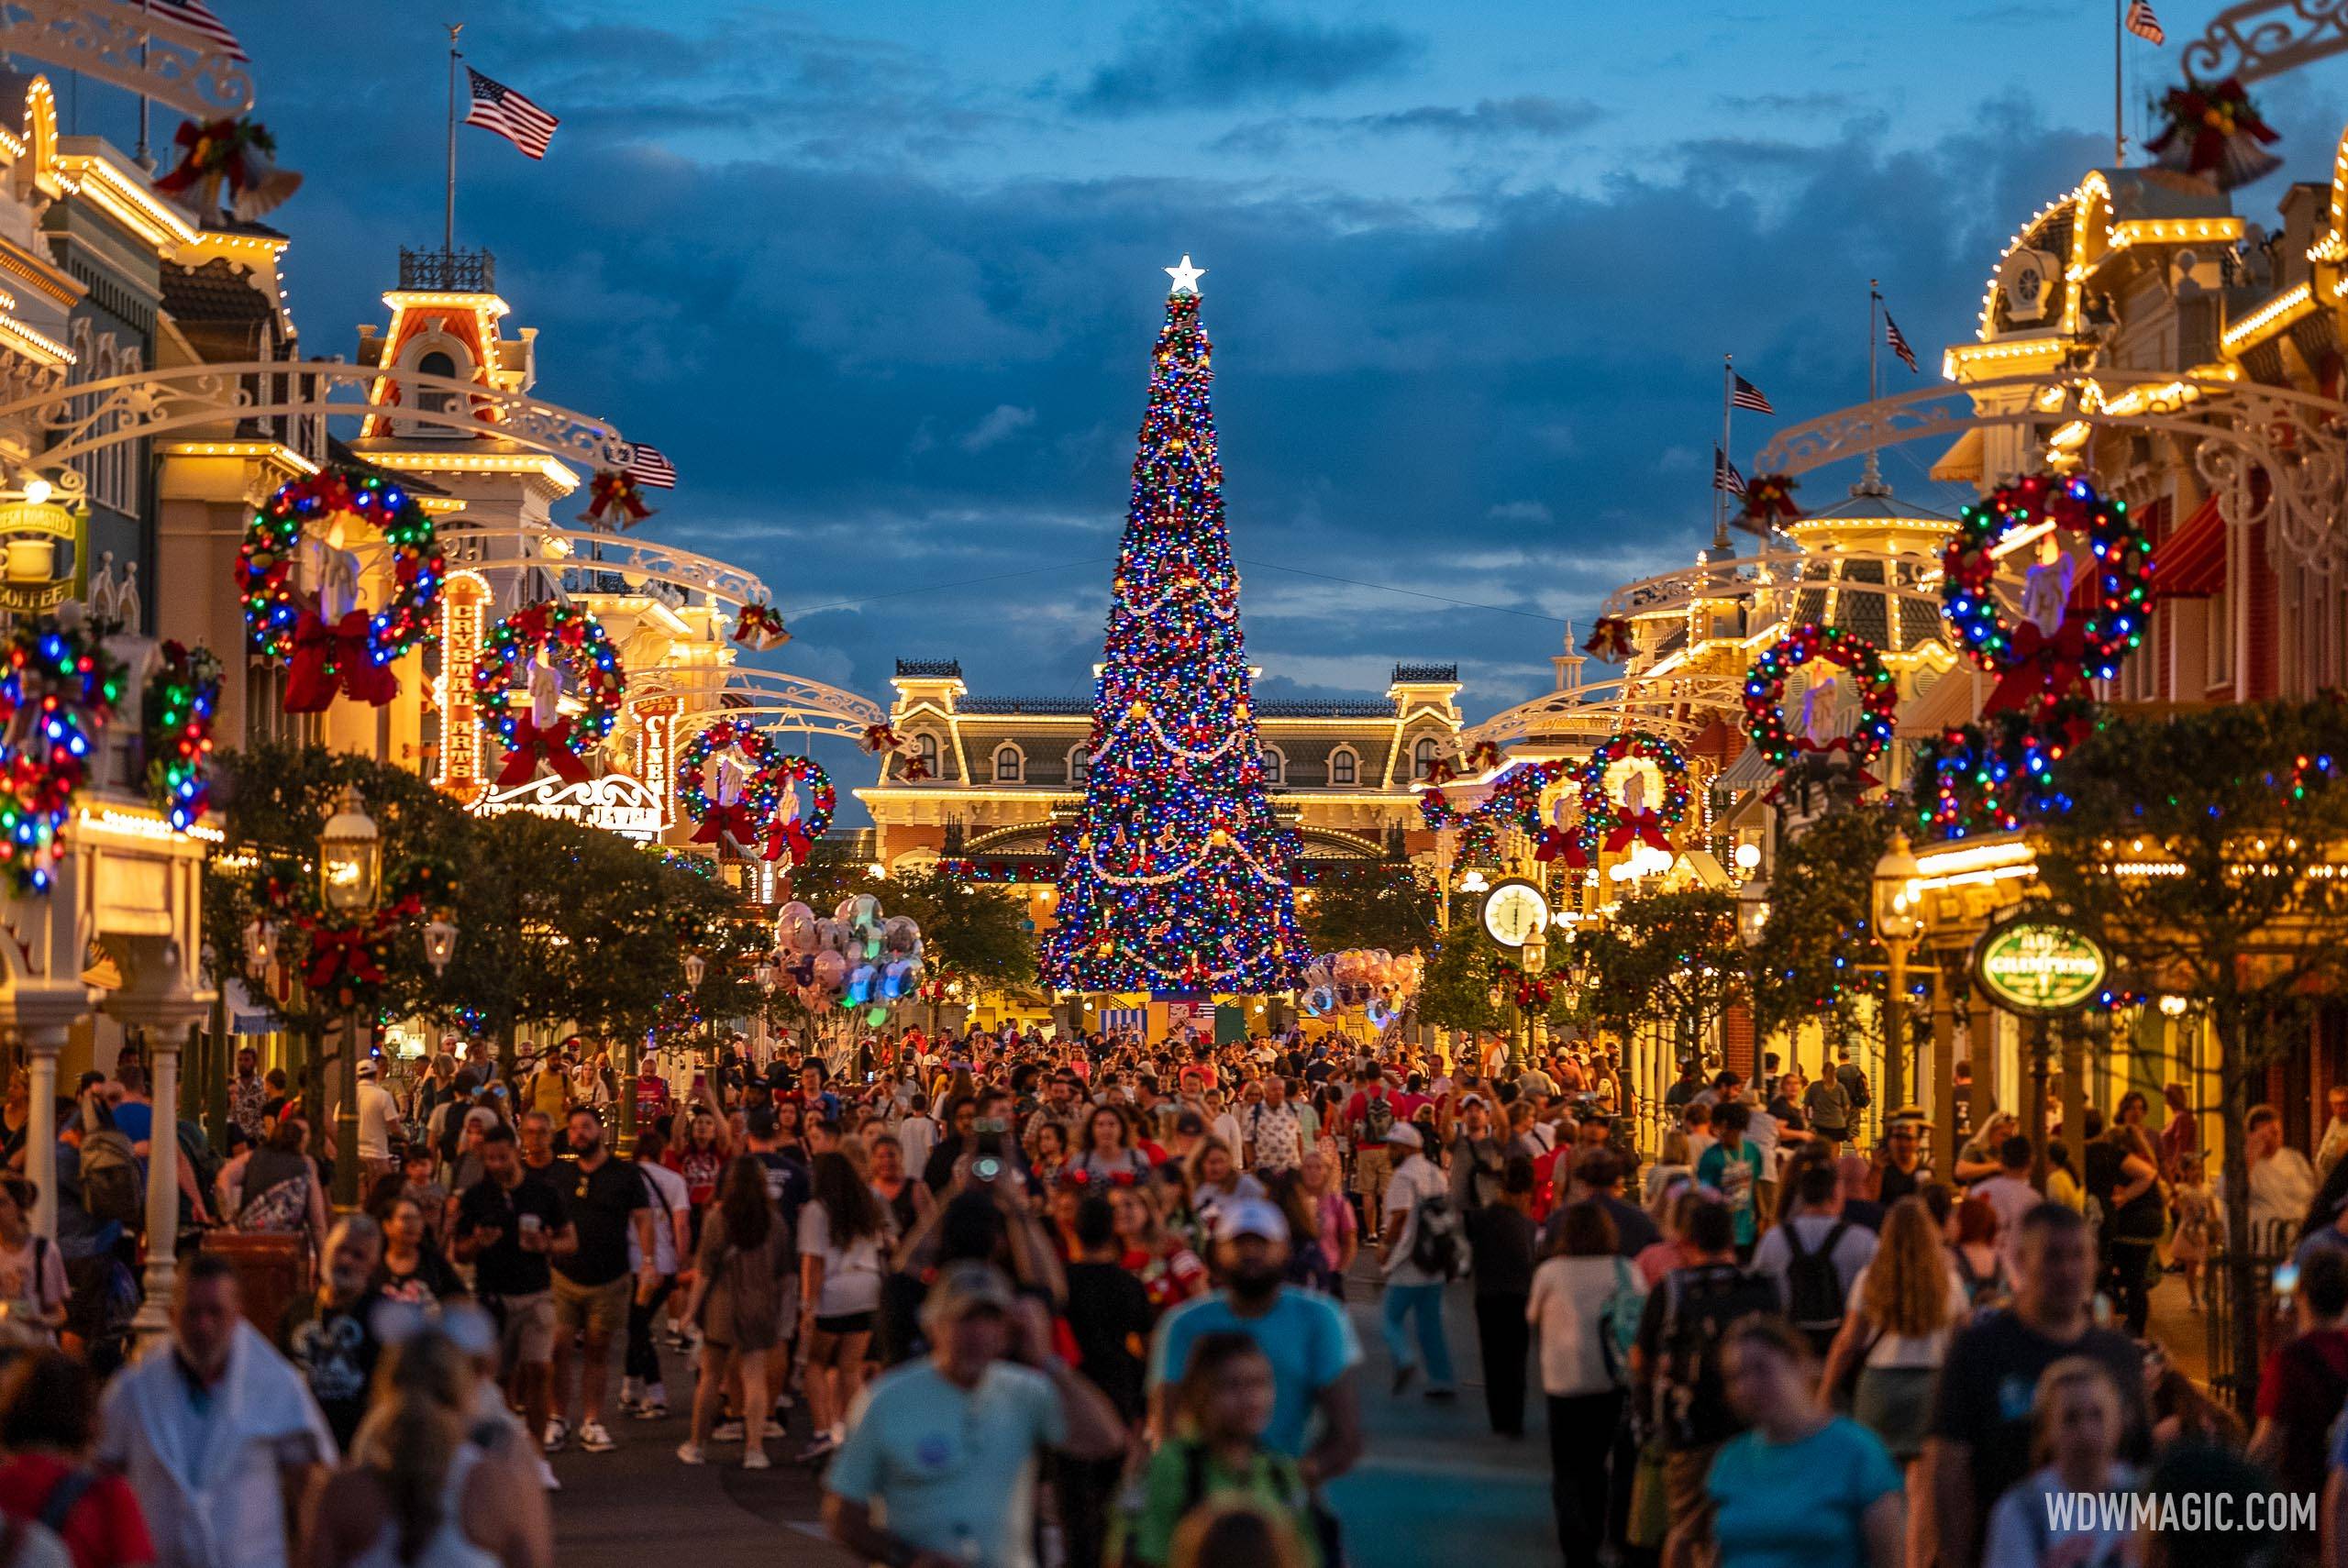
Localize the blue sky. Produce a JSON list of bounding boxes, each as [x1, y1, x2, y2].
[[55, 2, 2348, 805]]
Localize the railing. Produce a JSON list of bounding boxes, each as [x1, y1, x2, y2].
[[398, 248, 496, 293]]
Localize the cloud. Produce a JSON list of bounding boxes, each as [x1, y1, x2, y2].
[[1715, 90, 1866, 117], [1357, 96, 1605, 138], [1069, 4, 1419, 116], [1487, 501, 1554, 524], [958, 404, 1038, 452]]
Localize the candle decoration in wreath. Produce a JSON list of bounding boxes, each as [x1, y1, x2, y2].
[[471, 602, 626, 788], [0, 614, 127, 894], [144, 641, 221, 833], [1578, 732, 1689, 855], [1742, 624, 1899, 776], [1940, 473, 2152, 719], [236, 469, 444, 714], [759, 756, 836, 866], [679, 720, 783, 856]]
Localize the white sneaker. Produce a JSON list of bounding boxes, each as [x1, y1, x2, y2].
[[579, 1420, 615, 1453], [542, 1418, 570, 1453], [711, 1419, 745, 1441], [741, 1449, 771, 1471], [676, 1442, 706, 1466], [537, 1459, 561, 1491], [619, 1378, 642, 1412]]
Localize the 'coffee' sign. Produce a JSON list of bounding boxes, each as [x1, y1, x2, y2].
[[1971, 914, 2109, 1017]]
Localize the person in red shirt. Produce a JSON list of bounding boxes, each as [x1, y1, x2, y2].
[[1344, 1066, 1399, 1236], [0, 1353, 154, 1568]]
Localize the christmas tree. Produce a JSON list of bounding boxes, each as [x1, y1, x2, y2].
[[1042, 258, 1305, 995]]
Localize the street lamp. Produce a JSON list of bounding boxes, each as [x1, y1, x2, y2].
[[1872, 830, 1926, 1117], [1736, 873, 1771, 951], [423, 914, 458, 977], [241, 912, 278, 975], [319, 787, 379, 1211]]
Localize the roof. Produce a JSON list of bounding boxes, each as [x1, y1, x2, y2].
[[324, 436, 451, 498], [1392, 662, 1457, 683], [161, 256, 276, 361], [2096, 166, 2234, 224], [895, 658, 963, 679]]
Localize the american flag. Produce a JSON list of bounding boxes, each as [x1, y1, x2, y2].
[[2125, 0, 2165, 44], [141, 0, 248, 61], [1886, 312, 1920, 374], [463, 67, 559, 160], [1731, 374, 1774, 414], [625, 443, 677, 489], [1713, 447, 1744, 497]]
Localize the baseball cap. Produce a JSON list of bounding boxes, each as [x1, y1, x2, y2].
[[922, 1261, 1017, 1325], [1385, 1122, 1423, 1150], [1212, 1198, 1290, 1245], [356, 1058, 378, 1079]]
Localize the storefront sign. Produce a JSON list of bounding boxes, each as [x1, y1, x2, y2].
[[0, 499, 85, 613], [471, 772, 663, 841], [1971, 914, 2109, 1017]]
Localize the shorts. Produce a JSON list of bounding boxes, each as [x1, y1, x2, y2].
[[1354, 1145, 1391, 1198], [1664, 1444, 1720, 1550], [814, 1310, 876, 1336], [489, 1290, 555, 1367], [552, 1273, 630, 1341]]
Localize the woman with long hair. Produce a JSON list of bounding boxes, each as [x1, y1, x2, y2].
[[866, 1132, 928, 1239], [371, 1196, 465, 1310], [1525, 1200, 1627, 1568], [1949, 1195, 2009, 1308], [1111, 1182, 1204, 1316], [1185, 1140, 1262, 1235], [1030, 1121, 1071, 1190], [676, 1156, 793, 1469], [1981, 1358, 2138, 1567], [1072, 1105, 1151, 1185], [796, 1150, 888, 1464], [305, 1328, 551, 1568], [1295, 1149, 1357, 1282], [238, 1113, 330, 1260]]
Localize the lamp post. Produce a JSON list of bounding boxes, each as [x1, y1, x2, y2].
[[319, 787, 382, 1211], [1871, 831, 1926, 1125]]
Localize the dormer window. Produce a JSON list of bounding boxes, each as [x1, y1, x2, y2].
[[1413, 736, 1439, 779], [414, 349, 463, 425], [1069, 745, 1090, 783], [914, 732, 938, 772], [1330, 747, 1358, 787], [993, 744, 1024, 783]]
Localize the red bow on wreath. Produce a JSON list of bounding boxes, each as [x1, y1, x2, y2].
[[1534, 827, 1589, 868], [1739, 473, 1802, 531], [692, 801, 762, 848], [763, 816, 814, 865], [860, 723, 901, 755], [304, 925, 384, 994], [153, 116, 302, 221], [497, 714, 592, 787], [732, 603, 791, 651], [1766, 737, 1883, 803], [2146, 77, 2283, 191], [1465, 740, 1502, 771], [285, 609, 397, 713], [1983, 617, 2091, 715], [1583, 616, 1636, 663], [1603, 810, 1672, 854], [580, 469, 654, 525]]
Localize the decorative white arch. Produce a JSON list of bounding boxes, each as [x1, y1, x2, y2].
[[0, 0, 253, 118], [659, 668, 886, 745]]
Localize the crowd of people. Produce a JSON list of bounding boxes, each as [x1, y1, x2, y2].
[[2, 1021, 2344, 1568]]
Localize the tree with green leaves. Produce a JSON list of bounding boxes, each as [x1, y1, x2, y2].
[[1595, 888, 1749, 1070], [2028, 699, 2348, 1405], [1415, 926, 1511, 1037], [1297, 866, 1438, 956]]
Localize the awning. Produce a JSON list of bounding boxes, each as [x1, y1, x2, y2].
[[1931, 428, 1985, 483], [227, 977, 281, 1036], [1899, 666, 1985, 736], [2154, 493, 2225, 598]]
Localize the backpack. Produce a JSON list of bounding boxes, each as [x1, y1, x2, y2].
[[78, 1129, 142, 1226], [1780, 1220, 1853, 1343], [1408, 1184, 1466, 1279], [1653, 1264, 1778, 1448], [1598, 1255, 1646, 1386], [1362, 1092, 1396, 1143], [1841, 1065, 1872, 1111]]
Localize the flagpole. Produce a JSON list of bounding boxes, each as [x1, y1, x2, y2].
[[1716, 354, 1733, 553], [445, 22, 464, 253], [2113, 0, 2126, 165], [1868, 280, 1880, 406]]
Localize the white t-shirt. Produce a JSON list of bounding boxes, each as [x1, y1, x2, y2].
[[896, 1115, 940, 1176], [631, 1159, 691, 1275], [1381, 1154, 1452, 1285], [1982, 1463, 2140, 1568], [798, 1200, 886, 1318], [1744, 1108, 1782, 1175], [355, 1080, 400, 1160], [1971, 1175, 2041, 1265], [1526, 1253, 1627, 1397], [1846, 1261, 1969, 1369]]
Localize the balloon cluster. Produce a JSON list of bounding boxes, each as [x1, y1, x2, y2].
[[773, 893, 925, 1026], [1298, 948, 1423, 1028]]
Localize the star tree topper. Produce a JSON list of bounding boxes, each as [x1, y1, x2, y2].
[[1165, 253, 1206, 296]]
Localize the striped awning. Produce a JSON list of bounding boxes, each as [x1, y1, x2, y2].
[[2154, 493, 2225, 598]]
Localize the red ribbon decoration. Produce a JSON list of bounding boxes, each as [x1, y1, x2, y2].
[[1603, 810, 1672, 854], [304, 925, 384, 993], [496, 714, 591, 787], [1739, 473, 1803, 530], [860, 723, 901, 755], [284, 609, 398, 713], [763, 817, 814, 865], [1423, 756, 1457, 785], [898, 753, 933, 782], [1982, 617, 2091, 715], [2146, 78, 2281, 186], [1465, 740, 1502, 771], [1583, 616, 1636, 662], [580, 469, 654, 525], [692, 801, 761, 847], [1534, 827, 1589, 868]]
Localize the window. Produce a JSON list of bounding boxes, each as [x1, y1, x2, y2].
[[915, 732, 938, 769], [2208, 584, 2234, 690], [415, 349, 462, 421], [1329, 747, 1357, 786], [1260, 746, 1283, 785], [1413, 736, 1439, 779], [1068, 745, 1090, 783], [993, 744, 1024, 783]]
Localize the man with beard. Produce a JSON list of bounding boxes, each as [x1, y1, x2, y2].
[[1146, 1199, 1365, 1489]]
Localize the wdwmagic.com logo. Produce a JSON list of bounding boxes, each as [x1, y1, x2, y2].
[[2044, 1490, 2316, 1534]]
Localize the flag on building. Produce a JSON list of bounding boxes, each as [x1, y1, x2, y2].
[[2126, 0, 2165, 44], [463, 67, 559, 160], [624, 443, 677, 489], [142, 0, 248, 61], [1731, 374, 1775, 414], [1713, 447, 1744, 496], [1886, 312, 1920, 374]]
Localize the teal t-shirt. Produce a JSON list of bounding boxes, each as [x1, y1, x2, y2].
[[1147, 1286, 1362, 1456], [1708, 1416, 1901, 1568], [1695, 1140, 1767, 1245], [824, 1359, 1067, 1568]]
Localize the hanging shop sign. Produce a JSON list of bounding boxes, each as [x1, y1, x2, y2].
[[471, 771, 663, 841], [1970, 911, 2109, 1017], [0, 498, 86, 614]]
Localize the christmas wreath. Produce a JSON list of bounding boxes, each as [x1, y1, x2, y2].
[[1578, 732, 1690, 854], [236, 469, 444, 713], [759, 756, 836, 865], [1419, 758, 1575, 862], [1742, 624, 1898, 772], [1495, 962, 1552, 1011], [0, 616, 127, 895], [679, 721, 823, 858], [237, 850, 460, 1010], [1941, 473, 2151, 717], [1911, 699, 2099, 840], [2146, 77, 2282, 191], [144, 641, 221, 833], [471, 602, 626, 787]]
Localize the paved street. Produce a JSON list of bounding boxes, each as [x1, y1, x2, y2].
[[551, 1267, 1552, 1568]]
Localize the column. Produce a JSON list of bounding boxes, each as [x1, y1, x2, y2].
[[130, 1025, 184, 1342], [1967, 989, 1997, 1135], [1931, 961, 1957, 1182], [21, 1024, 63, 1239]]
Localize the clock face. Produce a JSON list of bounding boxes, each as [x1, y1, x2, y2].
[[1481, 879, 1547, 948]]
